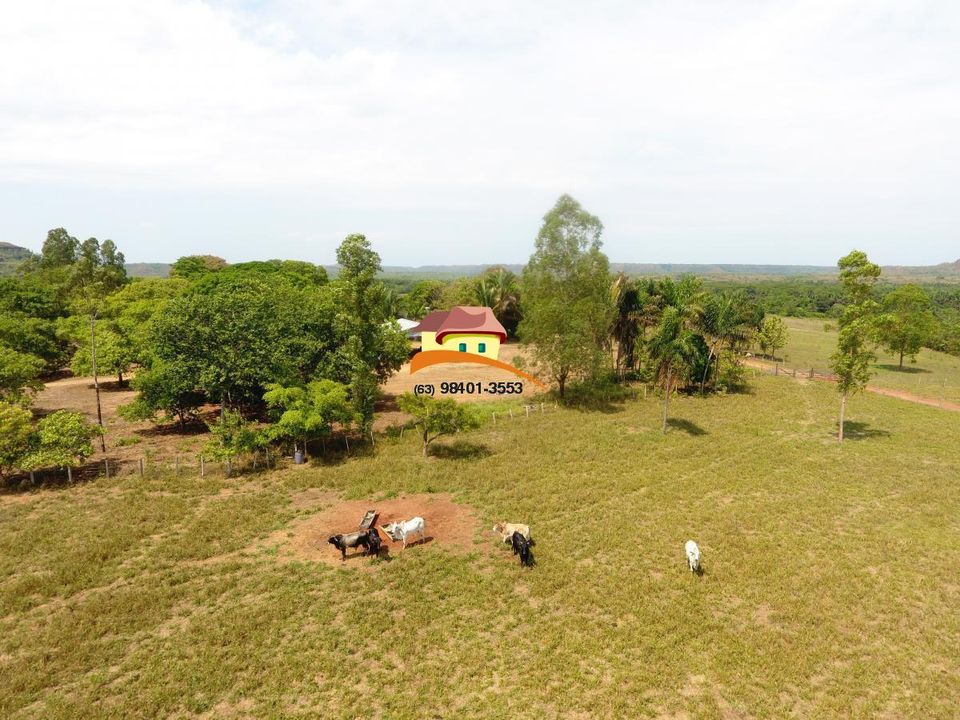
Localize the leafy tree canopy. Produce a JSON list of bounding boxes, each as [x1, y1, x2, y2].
[[519, 195, 615, 399], [20, 410, 98, 470], [397, 393, 480, 456]]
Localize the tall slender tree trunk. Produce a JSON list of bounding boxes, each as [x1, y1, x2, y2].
[[700, 343, 718, 394], [90, 314, 106, 452], [662, 365, 672, 433], [838, 392, 847, 443], [899, 349, 904, 370]]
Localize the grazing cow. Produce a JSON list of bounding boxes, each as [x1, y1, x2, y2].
[[685, 540, 701, 574], [382, 517, 426, 549], [327, 530, 373, 560], [511, 531, 533, 567], [492, 522, 532, 545], [366, 527, 382, 557]]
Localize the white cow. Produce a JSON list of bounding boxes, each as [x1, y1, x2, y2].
[[383, 517, 426, 549], [492, 522, 531, 544], [685, 540, 701, 574]]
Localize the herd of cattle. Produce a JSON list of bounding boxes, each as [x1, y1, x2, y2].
[[327, 516, 535, 566], [328, 514, 704, 573]]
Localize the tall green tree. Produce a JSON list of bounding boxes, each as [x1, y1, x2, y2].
[[876, 284, 937, 369], [830, 250, 881, 443], [38, 228, 80, 269], [519, 195, 614, 400], [330, 234, 408, 434]]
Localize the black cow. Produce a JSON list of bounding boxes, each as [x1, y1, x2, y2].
[[510, 530, 533, 567], [327, 530, 373, 560]]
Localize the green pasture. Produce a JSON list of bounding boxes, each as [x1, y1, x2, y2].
[[764, 316, 960, 405], [2, 375, 958, 718]]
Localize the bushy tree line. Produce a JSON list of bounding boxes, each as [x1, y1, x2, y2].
[[0, 229, 410, 477]]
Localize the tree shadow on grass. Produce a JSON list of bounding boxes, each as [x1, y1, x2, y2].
[[875, 364, 931, 374], [666, 418, 708, 436], [841, 421, 891, 440], [429, 441, 492, 460], [563, 384, 638, 415]]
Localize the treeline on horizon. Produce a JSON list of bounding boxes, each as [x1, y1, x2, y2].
[[2, 196, 959, 480]]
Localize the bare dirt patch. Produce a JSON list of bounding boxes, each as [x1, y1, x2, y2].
[[374, 343, 540, 430], [267, 493, 485, 567]]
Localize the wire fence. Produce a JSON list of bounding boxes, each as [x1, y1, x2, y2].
[[13, 402, 561, 488], [746, 356, 959, 410]]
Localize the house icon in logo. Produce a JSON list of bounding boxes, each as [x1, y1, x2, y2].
[[413, 306, 506, 359], [409, 306, 545, 387]]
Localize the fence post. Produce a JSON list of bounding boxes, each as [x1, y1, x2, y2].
[[226, 458, 232, 477], [775, 363, 779, 376], [509, 409, 513, 419], [400, 425, 405, 438], [525, 405, 530, 418], [792, 368, 797, 378], [540, 403, 544, 414], [67, 466, 72, 483], [29, 471, 35, 484], [104, 459, 110, 479], [139, 458, 144, 479], [809, 368, 814, 379], [200, 455, 205, 478], [492, 413, 496, 423]]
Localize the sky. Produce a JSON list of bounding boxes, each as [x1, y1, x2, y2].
[[1, 0, 958, 266]]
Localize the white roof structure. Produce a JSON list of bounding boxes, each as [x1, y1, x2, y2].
[[395, 318, 420, 336]]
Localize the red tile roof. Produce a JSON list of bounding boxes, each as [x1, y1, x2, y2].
[[412, 310, 449, 333], [413, 306, 507, 342]]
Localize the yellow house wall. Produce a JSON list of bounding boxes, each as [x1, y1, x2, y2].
[[420, 331, 440, 351], [437, 333, 501, 358]]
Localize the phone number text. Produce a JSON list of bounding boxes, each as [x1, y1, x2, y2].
[[414, 381, 524, 396]]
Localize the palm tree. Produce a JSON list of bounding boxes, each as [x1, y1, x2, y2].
[[647, 277, 705, 432], [610, 273, 647, 375], [475, 266, 521, 335], [648, 307, 699, 432], [697, 290, 751, 393]]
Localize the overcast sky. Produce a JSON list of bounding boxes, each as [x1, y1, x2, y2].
[[1, 0, 958, 266]]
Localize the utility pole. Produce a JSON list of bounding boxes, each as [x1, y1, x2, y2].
[[90, 313, 106, 452]]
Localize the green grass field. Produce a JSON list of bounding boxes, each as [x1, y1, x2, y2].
[[767, 316, 960, 405], [2, 375, 959, 718]]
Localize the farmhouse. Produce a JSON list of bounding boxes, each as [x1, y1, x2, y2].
[[413, 306, 507, 359]]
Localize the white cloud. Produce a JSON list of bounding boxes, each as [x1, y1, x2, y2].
[[1, 0, 959, 264]]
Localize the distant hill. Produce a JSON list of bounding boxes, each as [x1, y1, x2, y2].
[[883, 259, 960, 281], [0, 242, 33, 275], [125, 262, 171, 278]]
